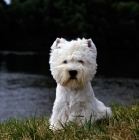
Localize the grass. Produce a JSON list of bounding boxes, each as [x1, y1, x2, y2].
[[0, 103, 139, 140]]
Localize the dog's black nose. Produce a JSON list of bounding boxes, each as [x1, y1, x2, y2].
[[69, 70, 77, 77]]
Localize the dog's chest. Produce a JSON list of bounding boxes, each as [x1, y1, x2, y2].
[[65, 89, 88, 107]]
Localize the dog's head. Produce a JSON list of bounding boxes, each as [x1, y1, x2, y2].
[[49, 38, 97, 89]]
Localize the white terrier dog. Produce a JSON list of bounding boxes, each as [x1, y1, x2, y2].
[[49, 38, 112, 129]]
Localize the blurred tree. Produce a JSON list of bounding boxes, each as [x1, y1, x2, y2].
[[112, 1, 139, 49], [0, 0, 7, 5], [0, 0, 138, 51]]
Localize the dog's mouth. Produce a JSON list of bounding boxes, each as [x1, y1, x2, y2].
[[70, 76, 77, 80]]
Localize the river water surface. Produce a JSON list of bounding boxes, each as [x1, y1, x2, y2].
[[0, 51, 139, 121]]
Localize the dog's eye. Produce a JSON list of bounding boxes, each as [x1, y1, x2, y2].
[[63, 60, 67, 64], [78, 60, 83, 63]]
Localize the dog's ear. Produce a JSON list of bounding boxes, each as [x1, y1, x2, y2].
[[51, 38, 67, 50], [56, 38, 61, 47], [51, 38, 61, 50], [87, 39, 97, 54], [88, 39, 94, 48]]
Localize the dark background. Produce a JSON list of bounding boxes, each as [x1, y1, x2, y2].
[[0, 0, 139, 78]]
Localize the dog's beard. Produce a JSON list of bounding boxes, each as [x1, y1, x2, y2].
[[54, 67, 87, 89], [62, 78, 84, 89]]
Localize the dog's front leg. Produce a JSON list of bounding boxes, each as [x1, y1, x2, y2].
[[50, 101, 69, 129], [68, 102, 98, 125]]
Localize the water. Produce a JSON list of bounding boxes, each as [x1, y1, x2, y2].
[[0, 51, 139, 121]]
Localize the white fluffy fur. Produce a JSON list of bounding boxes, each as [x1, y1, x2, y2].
[[49, 38, 112, 129]]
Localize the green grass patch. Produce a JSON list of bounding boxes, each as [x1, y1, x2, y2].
[[0, 103, 139, 140]]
